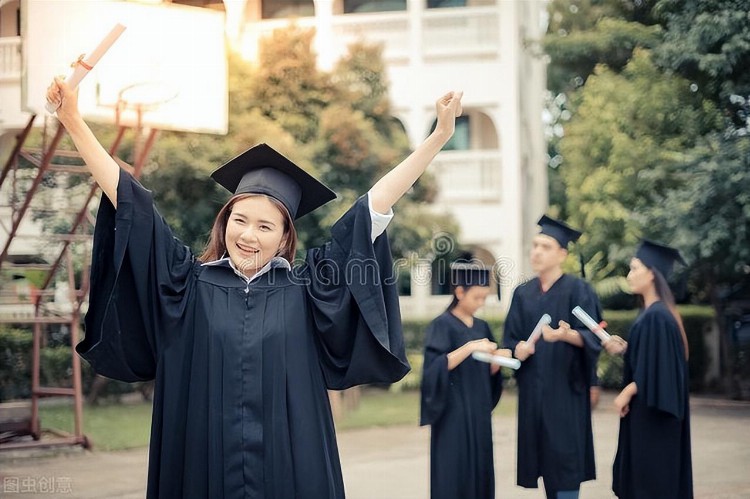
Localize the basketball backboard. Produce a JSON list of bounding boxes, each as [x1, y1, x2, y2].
[[22, 0, 228, 134]]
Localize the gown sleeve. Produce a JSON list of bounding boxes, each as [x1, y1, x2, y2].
[[419, 318, 452, 426], [76, 169, 195, 382], [304, 194, 410, 390], [484, 321, 505, 408], [630, 308, 687, 419], [569, 280, 603, 390]]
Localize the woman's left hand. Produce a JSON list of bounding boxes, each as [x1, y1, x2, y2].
[[614, 391, 632, 418]]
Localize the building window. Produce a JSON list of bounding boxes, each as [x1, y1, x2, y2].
[[343, 0, 406, 14], [171, 0, 224, 8], [262, 0, 315, 19], [427, 0, 467, 8]]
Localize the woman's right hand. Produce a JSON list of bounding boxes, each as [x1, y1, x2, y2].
[[46, 77, 81, 126]]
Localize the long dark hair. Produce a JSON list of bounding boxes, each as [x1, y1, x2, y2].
[[651, 268, 689, 360], [199, 193, 298, 263]]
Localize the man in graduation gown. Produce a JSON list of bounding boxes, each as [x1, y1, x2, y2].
[[502, 216, 602, 499]]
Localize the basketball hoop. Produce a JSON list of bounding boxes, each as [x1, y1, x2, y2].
[[115, 81, 179, 128]]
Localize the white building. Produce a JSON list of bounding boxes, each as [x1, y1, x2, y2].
[[0, 0, 549, 319], [225, 0, 549, 317]]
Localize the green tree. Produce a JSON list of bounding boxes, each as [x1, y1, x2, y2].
[[654, 0, 750, 111], [651, 1, 750, 298], [558, 49, 720, 278], [542, 0, 662, 223]]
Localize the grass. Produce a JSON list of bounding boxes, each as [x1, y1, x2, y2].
[[36, 388, 519, 450], [39, 400, 152, 451], [335, 387, 518, 431], [335, 389, 421, 430]]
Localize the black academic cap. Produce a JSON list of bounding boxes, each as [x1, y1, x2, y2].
[[635, 239, 686, 279], [450, 262, 491, 288], [210, 143, 337, 220], [537, 215, 582, 249]]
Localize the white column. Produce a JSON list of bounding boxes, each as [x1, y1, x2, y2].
[[313, 0, 335, 71], [222, 0, 248, 49], [495, 0, 526, 304], [409, 259, 432, 319]]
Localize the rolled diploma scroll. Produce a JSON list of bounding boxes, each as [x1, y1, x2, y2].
[[45, 23, 127, 114], [527, 314, 552, 344], [571, 306, 611, 342], [471, 351, 521, 370]]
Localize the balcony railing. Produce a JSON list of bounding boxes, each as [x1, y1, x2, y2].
[[421, 7, 499, 59], [333, 11, 410, 62], [0, 36, 21, 81], [432, 149, 502, 202], [244, 6, 499, 64]]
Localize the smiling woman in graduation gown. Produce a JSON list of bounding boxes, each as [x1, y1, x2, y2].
[[79, 168, 407, 498], [47, 73, 466, 498]]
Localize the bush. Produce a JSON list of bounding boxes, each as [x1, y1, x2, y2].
[[0, 325, 137, 402], [0, 327, 33, 400]]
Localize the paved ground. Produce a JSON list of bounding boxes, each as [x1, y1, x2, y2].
[[1, 391, 749, 498]]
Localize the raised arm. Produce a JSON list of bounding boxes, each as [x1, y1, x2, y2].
[[368, 91, 463, 214], [46, 77, 120, 207]]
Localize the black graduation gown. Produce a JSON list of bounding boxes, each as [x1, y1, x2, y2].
[[76, 170, 410, 499], [501, 274, 601, 491], [420, 312, 504, 499], [612, 301, 693, 499]]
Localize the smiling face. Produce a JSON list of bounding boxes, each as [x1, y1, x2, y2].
[[530, 234, 568, 275], [627, 257, 655, 296], [224, 195, 288, 277]]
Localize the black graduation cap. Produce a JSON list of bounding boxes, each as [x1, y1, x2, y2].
[[635, 239, 686, 279], [450, 262, 490, 288], [210, 143, 337, 219], [537, 215, 582, 249]]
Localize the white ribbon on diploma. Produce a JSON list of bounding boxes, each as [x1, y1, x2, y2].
[[572, 306, 611, 342], [471, 351, 521, 370], [46, 23, 127, 114], [527, 313, 552, 344]]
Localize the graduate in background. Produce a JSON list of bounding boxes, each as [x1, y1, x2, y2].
[[612, 240, 693, 499], [420, 262, 510, 499], [502, 216, 602, 499], [47, 77, 463, 499]]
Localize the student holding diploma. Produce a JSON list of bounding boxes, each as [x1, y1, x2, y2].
[[612, 240, 693, 499], [47, 76, 463, 498], [502, 216, 602, 499], [420, 263, 510, 499]]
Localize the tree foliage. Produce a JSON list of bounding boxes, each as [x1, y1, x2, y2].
[[545, 0, 750, 303]]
